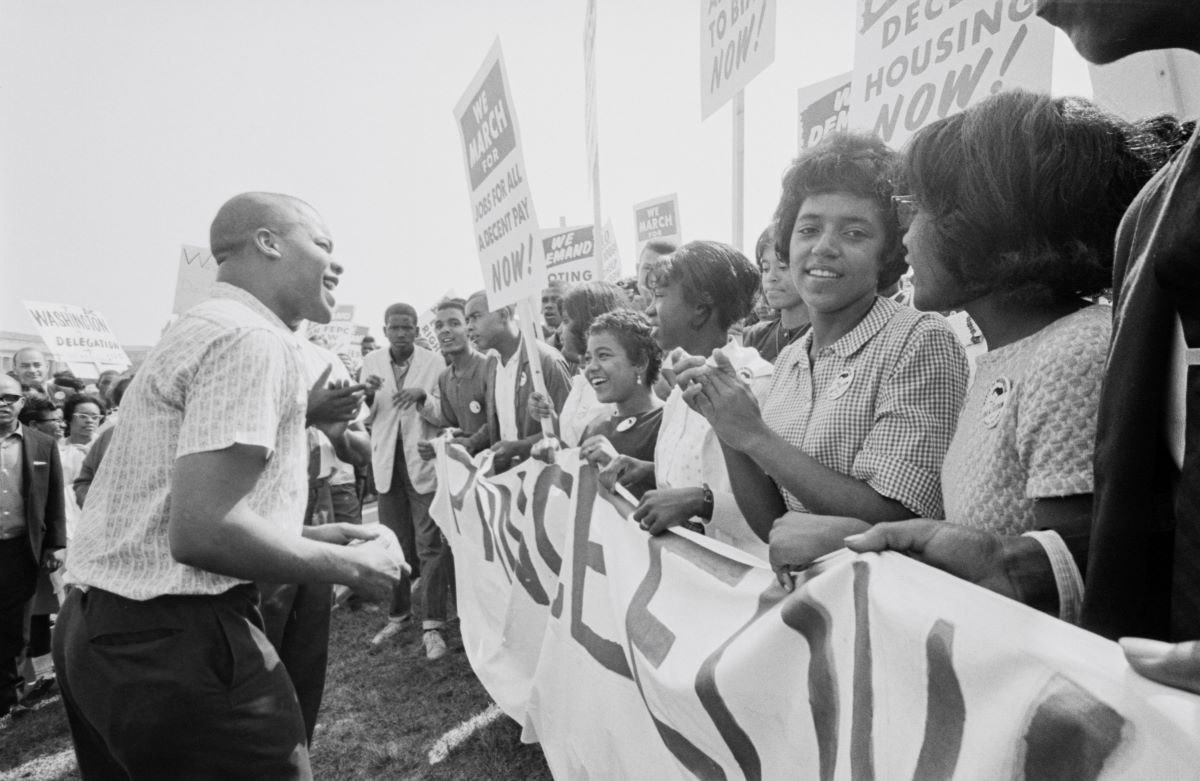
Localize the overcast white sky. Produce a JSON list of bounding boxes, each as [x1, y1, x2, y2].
[[1, 0, 1094, 346]]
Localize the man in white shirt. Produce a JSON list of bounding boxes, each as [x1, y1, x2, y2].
[[54, 192, 403, 779], [361, 303, 450, 659]]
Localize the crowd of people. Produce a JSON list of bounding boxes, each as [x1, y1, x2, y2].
[[3, 1, 1200, 777]]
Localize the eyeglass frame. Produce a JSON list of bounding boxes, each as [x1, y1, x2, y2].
[[892, 194, 920, 229], [0, 394, 24, 406]]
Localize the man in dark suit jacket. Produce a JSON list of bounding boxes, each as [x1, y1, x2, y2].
[[0, 374, 66, 717], [464, 291, 572, 472]]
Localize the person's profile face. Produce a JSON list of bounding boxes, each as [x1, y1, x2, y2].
[[644, 277, 692, 351], [31, 409, 64, 438], [278, 209, 340, 327], [541, 290, 563, 328], [1037, 0, 1197, 64]]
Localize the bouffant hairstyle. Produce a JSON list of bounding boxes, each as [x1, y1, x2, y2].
[[898, 90, 1159, 304], [773, 132, 906, 291], [561, 281, 628, 349], [644, 240, 760, 331], [588, 309, 663, 385], [63, 393, 105, 437], [755, 223, 776, 265]]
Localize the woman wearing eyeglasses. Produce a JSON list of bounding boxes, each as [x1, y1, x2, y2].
[[60, 394, 104, 537], [673, 132, 969, 565], [885, 92, 1162, 594]]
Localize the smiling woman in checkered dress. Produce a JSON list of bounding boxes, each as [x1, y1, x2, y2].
[[674, 132, 969, 560]]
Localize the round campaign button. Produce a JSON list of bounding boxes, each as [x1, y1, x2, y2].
[[519, 371, 528, 388], [827, 369, 854, 401], [615, 416, 638, 433], [981, 377, 1012, 429], [469, 400, 482, 414]]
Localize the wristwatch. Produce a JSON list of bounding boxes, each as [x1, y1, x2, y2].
[[699, 483, 715, 523]]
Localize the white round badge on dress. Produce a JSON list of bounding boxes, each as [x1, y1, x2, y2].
[[615, 416, 637, 433], [827, 369, 854, 401], [519, 371, 528, 387], [981, 377, 1012, 429], [469, 400, 482, 414]]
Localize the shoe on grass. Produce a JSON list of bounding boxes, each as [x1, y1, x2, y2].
[[423, 629, 448, 660], [370, 614, 410, 647]]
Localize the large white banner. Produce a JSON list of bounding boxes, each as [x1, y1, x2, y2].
[[849, 0, 1054, 146], [22, 301, 130, 377], [700, 0, 777, 120], [455, 39, 546, 310], [430, 442, 1200, 780]]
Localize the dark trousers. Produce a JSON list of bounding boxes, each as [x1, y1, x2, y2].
[[377, 438, 447, 626], [53, 585, 310, 781], [0, 536, 37, 709], [256, 581, 330, 745]]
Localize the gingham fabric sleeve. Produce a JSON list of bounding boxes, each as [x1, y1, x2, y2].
[[176, 328, 297, 459], [851, 316, 969, 519]]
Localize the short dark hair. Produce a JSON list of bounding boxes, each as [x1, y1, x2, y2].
[[615, 276, 639, 294], [18, 396, 57, 426], [643, 239, 678, 256], [466, 290, 514, 317], [645, 240, 760, 331], [383, 303, 418, 323], [562, 281, 628, 348], [774, 132, 906, 291], [754, 224, 776, 265], [588, 309, 662, 385], [899, 90, 1159, 304], [112, 376, 134, 408], [434, 297, 467, 317], [63, 393, 105, 435]]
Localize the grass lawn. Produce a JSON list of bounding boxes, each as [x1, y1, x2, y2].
[[0, 606, 553, 780]]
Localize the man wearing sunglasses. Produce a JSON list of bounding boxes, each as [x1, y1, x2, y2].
[[0, 374, 66, 719]]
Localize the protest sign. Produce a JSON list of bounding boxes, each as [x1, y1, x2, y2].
[[633, 193, 681, 254], [172, 244, 218, 316], [700, 0, 777, 119], [305, 304, 356, 354], [22, 301, 130, 378], [455, 40, 546, 310], [850, 0, 1054, 146], [431, 441, 1200, 780], [542, 225, 597, 285], [598, 219, 623, 283], [798, 72, 852, 151]]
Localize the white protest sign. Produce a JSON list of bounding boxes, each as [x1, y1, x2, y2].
[[542, 225, 598, 285], [22, 301, 131, 377], [850, 0, 1054, 146], [172, 244, 218, 316], [455, 39, 545, 310], [598, 219, 623, 282], [798, 72, 852, 151], [633, 193, 681, 254], [305, 304, 356, 354], [430, 442, 1200, 781], [700, 0, 777, 120]]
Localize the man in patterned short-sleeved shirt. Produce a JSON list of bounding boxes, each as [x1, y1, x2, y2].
[[53, 193, 403, 780]]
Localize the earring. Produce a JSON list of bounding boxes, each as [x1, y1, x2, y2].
[[636, 375, 642, 385]]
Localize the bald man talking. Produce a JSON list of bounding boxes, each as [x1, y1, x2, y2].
[[53, 193, 404, 780]]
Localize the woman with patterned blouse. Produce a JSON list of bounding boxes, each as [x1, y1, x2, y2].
[[884, 92, 1162, 604], [676, 132, 969, 555]]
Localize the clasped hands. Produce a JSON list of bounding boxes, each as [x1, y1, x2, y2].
[[667, 348, 767, 452]]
